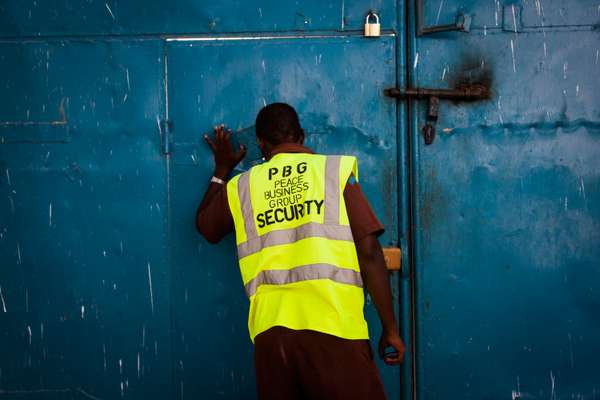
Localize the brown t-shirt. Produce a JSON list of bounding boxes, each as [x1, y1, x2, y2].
[[197, 143, 384, 243]]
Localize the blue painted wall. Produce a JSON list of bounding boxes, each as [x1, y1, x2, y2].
[[1, 1, 599, 399]]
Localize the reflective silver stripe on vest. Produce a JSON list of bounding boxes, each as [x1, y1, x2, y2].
[[244, 263, 363, 297], [238, 171, 258, 239], [236, 155, 347, 257], [237, 222, 353, 259], [324, 156, 341, 225]]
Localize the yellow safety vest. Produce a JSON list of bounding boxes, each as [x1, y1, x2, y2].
[[227, 152, 369, 341]]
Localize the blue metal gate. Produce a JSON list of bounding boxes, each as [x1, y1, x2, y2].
[[1, 1, 599, 399]]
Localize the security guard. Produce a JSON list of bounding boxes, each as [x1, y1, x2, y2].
[[197, 103, 404, 399]]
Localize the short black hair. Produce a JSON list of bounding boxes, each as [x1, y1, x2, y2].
[[255, 103, 303, 145]]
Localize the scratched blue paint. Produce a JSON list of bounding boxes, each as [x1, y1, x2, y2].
[[0, 41, 171, 398], [410, 0, 600, 399], [1, 0, 599, 399], [0, 0, 396, 37]]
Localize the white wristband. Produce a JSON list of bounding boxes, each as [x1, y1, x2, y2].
[[210, 176, 226, 185]]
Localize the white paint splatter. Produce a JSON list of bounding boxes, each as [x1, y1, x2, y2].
[[105, 3, 116, 20], [497, 96, 505, 125], [595, 49, 599, 65], [118, 358, 123, 374], [0, 286, 7, 312], [48, 203, 52, 227], [5, 169, 10, 186], [576, 84, 580, 97], [441, 66, 448, 81], [27, 325, 32, 345], [103, 344, 107, 371], [563, 62, 568, 79], [535, 0, 542, 16], [156, 115, 163, 139], [494, 0, 500, 26], [511, 5, 518, 33], [340, 0, 345, 30], [147, 262, 154, 315], [261, 60, 266, 73], [125, 68, 131, 91], [510, 39, 517, 73], [16, 243, 22, 264], [413, 53, 419, 70], [550, 370, 556, 400], [483, 24, 487, 36], [580, 177, 586, 201], [137, 352, 141, 378], [81, 305, 85, 319], [435, 0, 445, 25], [40, 323, 44, 340]]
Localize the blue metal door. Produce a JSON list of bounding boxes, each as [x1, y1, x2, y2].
[[165, 34, 401, 399], [0, 40, 172, 399], [408, 1, 600, 398]]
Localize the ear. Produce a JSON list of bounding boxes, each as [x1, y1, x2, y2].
[[257, 137, 271, 159]]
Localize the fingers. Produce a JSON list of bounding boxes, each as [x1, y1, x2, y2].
[[383, 352, 402, 366], [203, 134, 216, 151], [205, 124, 236, 154], [379, 334, 405, 365], [214, 125, 223, 141], [235, 145, 247, 163], [385, 343, 405, 365]]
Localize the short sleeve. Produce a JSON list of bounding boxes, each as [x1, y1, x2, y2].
[[343, 181, 384, 241]]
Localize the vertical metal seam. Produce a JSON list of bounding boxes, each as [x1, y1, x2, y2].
[[162, 39, 178, 400], [406, 2, 420, 400]]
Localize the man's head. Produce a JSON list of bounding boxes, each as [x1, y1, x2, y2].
[[255, 103, 304, 158]]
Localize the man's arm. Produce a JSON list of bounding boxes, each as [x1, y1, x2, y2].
[[196, 125, 245, 243], [355, 234, 405, 365], [195, 182, 232, 243]]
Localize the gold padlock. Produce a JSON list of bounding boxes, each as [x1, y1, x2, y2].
[[364, 12, 381, 37]]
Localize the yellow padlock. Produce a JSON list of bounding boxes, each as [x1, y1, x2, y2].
[[364, 12, 381, 37]]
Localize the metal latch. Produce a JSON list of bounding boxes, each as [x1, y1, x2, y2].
[[384, 84, 489, 145], [383, 247, 401, 271], [416, 0, 471, 36]]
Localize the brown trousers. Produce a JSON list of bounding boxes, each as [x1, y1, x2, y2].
[[254, 327, 387, 400]]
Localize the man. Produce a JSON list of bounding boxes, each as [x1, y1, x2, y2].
[[196, 103, 404, 399]]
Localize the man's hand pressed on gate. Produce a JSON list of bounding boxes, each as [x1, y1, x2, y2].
[[203, 124, 246, 179]]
